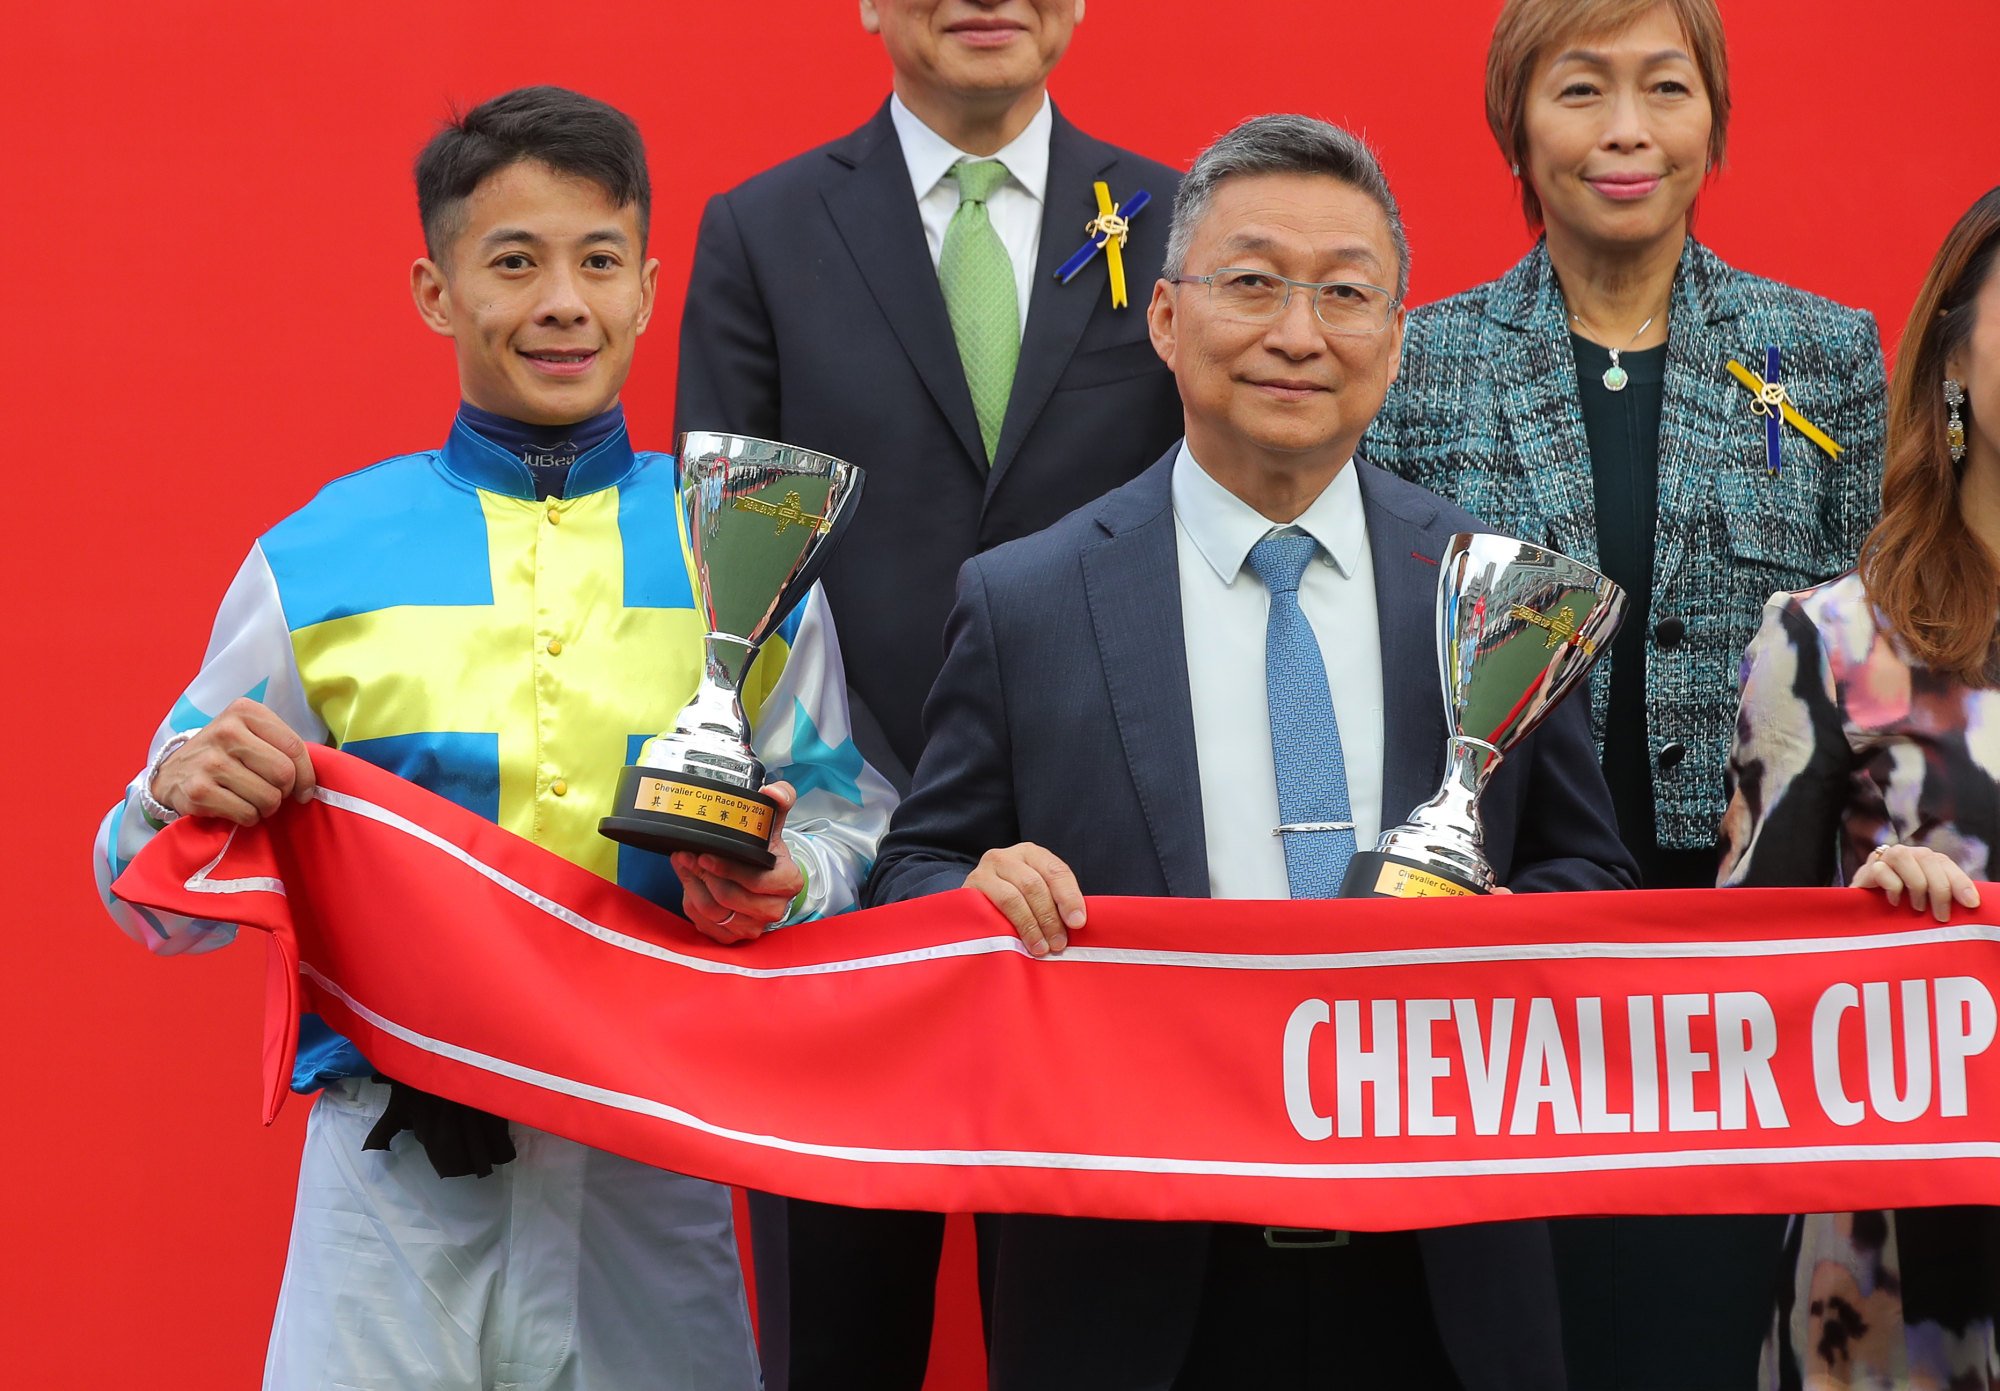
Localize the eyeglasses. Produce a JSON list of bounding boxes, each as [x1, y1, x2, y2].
[[1173, 268, 1400, 335]]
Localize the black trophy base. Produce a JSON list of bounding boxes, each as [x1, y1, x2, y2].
[[599, 765, 777, 869], [1340, 849, 1487, 899]]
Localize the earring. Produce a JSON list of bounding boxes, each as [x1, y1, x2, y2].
[[1947, 379, 1967, 463], [1511, 162, 1521, 176]]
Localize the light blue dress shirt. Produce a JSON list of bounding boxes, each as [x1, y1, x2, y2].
[[1171, 444, 1385, 899]]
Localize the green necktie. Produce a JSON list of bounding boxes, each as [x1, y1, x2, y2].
[[939, 158, 1019, 464]]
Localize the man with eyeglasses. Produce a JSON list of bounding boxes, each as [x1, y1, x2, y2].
[[866, 114, 1633, 1390]]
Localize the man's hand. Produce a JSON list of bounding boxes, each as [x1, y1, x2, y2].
[[1851, 843, 1980, 923], [152, 698, 317, 826], [968, 842, 1086, 956], [672, 781, 805, 945]]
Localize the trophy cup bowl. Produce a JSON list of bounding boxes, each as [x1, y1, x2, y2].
[[598, 432, 864, 869], [1340, 532, 1627, 899]]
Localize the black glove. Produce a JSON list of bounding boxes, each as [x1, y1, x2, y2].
[[362, 1075, 517, 1179]]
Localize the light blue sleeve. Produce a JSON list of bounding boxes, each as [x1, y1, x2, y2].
[[90, 543, 326, 954], [748, 583, 899, 923]]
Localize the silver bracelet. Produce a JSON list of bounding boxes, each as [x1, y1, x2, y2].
[[139, 730, 199, 827]]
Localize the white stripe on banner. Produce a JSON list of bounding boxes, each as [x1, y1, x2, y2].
[[314, 786, 2000, 979], [184, 830, 288, 897], [301, 959, 2000, 1181]]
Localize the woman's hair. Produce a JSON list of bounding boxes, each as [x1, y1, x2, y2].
[[1859, 186, 2000, 684], [1485, 0, 1730, 227]]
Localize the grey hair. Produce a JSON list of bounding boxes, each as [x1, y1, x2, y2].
[[1163, 114, 1410, 302]]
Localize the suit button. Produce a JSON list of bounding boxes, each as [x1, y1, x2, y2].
[[1654, 617, 1686, 648], [1657, 741, 1686, 770]]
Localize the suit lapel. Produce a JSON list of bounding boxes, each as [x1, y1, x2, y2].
[[1358, 464, 1450, 827], [1652, 240, 1742, 601], [1081, 457, 1210, 897], [820, 104, 988, 479], [987, 111, 1118, 496], [1488, 246, 1599, 567]]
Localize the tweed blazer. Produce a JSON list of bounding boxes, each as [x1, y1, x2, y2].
[[1364, 237, 1884, 849]]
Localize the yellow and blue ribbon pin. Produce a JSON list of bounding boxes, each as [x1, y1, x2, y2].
[[1726, 350, 1842, 474], [1054, 181, 1151, 308]]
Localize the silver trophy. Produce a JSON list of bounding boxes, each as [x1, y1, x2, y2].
[[599, 432, 864, 868], [1340, 533, 1627, 898]]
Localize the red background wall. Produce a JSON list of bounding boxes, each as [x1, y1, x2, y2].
[[9, 2, 1998, 1385]]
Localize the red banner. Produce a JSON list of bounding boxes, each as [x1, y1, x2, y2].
[[114, 748, 2000, 1231]]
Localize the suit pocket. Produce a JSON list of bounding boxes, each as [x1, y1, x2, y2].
[[1716, 468, 1838, 581], [1055, 338, 1169, 392]]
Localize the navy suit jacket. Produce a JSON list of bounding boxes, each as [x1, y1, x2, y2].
[[867, 448, 1637, 1391], [676, 101, 1184, 782]]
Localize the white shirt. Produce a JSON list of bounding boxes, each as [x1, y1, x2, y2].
[[889, 93, 1051, 335], [1172, 444, 1386, 900]]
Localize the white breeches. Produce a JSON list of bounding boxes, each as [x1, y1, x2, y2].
[[263, 1078, 759, 1391]]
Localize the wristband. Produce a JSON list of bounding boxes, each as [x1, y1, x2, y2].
[[139, 730, 199, 828], [778, 832, 813, 927]]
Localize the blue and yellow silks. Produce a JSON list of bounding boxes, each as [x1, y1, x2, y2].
[[99, 415, 830, 1090], [268, 418, 796, 893]]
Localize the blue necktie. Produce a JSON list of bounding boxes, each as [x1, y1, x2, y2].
[[1245, 531, 1357, 898]]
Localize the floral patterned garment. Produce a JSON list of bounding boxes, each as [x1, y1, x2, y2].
[[1720, 570, 2000, 1389]]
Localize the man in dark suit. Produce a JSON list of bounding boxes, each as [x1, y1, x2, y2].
[[675, 3, 1183, 1385], [677, 1, 1182, 785], [867, 114, 1637, 1389]]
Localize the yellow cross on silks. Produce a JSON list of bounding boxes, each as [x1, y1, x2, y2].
[[290, 487, 788, 883]]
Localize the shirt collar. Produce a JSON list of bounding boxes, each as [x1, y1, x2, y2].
[[889, 91, 1053, 206], [440, 407, 640, 500], [1170, 441, 1366, 584]]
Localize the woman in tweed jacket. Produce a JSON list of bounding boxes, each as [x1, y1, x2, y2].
[[1367, 7, 1883, 891], [1371, 240, 1881, 862], [1363, 0, 1884, 1386]]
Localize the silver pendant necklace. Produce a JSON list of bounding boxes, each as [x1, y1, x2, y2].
[[1570, 310, 1656, 392]]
